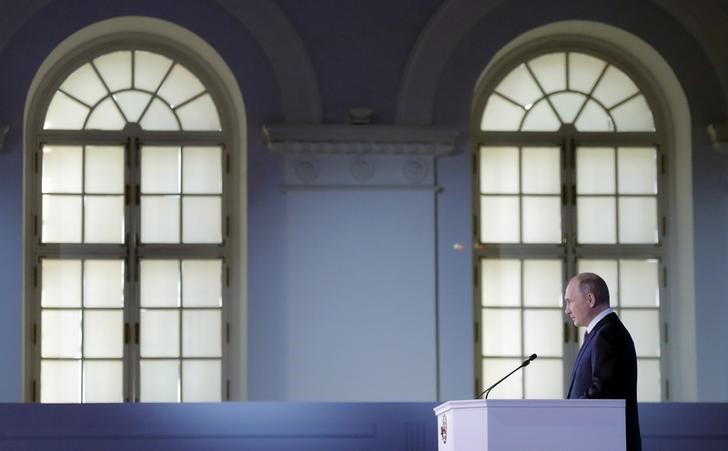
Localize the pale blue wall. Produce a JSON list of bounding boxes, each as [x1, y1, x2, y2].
[[283, 190, 436, 401]]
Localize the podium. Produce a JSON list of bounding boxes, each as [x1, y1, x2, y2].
[[434, 399, 625, 451]]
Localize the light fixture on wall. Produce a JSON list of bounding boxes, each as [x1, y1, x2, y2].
[[707, 122, 728, 152], [0, 125, 8, 153], [348, 108, 374, 125]]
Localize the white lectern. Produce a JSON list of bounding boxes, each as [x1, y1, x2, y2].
[[434, 399, 625, 451]]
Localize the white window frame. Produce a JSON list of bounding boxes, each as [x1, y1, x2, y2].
[[23, 19, 247, 402], [472, 39, 671, 401]]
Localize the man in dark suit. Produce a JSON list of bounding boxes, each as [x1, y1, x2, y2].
[[564, 272, 641, 451]]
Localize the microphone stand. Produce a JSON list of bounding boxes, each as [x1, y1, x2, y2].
[[476, 354, 537, 399]]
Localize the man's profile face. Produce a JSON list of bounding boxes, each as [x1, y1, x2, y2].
[[564, 278, 592, 328]]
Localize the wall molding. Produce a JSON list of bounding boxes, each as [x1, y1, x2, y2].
[[263, 124, 459, 155]]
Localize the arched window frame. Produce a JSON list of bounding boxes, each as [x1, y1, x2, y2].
[[23, 21, 247, 403], [471, 36, 671, 401]]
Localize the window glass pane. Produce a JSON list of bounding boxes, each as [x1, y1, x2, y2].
[[494, 63, 542, 108], [85, 145, 124, 194], [480, 95, 524, 131], [480, 196, 520, 243], [182, 196, 222, 243], [93, 51, 132, 92], [139, 98, 180, 130], [528, 53, 565, 94], [591, 66, 639, 109], [44, 91, 89, 130], [114, 91, 152, 123], [481, 259, 520, 307], [84, 196, 124, 243], [84, 310, 124, 358], [41, 361, 81, 403], [42, 259, 82, 308], [140, 310, 180, 358], [140, 360, 180, 402], [618, 197, 658, 244], [577, 197, 616, 244], [549, 92, 586, 123], [577, 259, 619, 307], [141, 146, 180, 193], [576, 147, 615, 194], [41, 310, 82, 358], [523, 260, 562, 307], [85, 97, 126, 130], [637, 360, 661, 402], [612, 95, 655, 132], [481, 308, 521, 355], [479, 146, 518, 194], [568, 53, 606, 94], [620, 310, 660, 357], [522, 196, 561, 243], [620, 260, 660, 307], [141, 195, 180, 243], [177, 94, 221, 131], [522, 146, 560, 194], [60, 63, 107, 106], [182, 310, 221, 357], [134, 50, 173, 92], [182, 360, 221, 402], [83, 361, 123, 403], [574, 100, 613, 132], [42, 195, 82, 243], [521, 100, 561, 131], [182, 260, 222, 307], [140, 260, 180, 308], [524, 358, 563, 399], [42, 145, 82, 193], [157, 64, 205, 107], [183, 146, 222, 194], [482, 358, 522, 399], [618, 147, 657, 194], [84, 260, 124, 308], [524, 309, 563, 357]]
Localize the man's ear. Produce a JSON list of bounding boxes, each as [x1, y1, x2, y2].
[[586, 292, 596, 308]]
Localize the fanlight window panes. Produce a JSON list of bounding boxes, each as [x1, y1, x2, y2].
[[480, 52, 654, 132], [43, 50, 221, 131]]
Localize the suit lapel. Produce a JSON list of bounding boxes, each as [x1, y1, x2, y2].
[[567, 331, 594, 397], [567, 312, 618, 398]]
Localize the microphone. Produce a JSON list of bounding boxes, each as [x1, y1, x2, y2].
[[476, 354, 537, 399]]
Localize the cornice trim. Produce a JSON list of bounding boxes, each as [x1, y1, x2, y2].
[[263, 124, 459, 155]]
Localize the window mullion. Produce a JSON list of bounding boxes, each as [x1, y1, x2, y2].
[[125, 134, 141, 403]]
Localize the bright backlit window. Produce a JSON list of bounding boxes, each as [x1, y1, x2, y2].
[[30, 47, 229, 403], [474, 50, 664, 402]]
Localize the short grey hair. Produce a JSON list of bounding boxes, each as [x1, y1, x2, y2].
[[574, 272, 610, 306]]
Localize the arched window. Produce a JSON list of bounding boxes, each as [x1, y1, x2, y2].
[[28, 44, 232, 403], [474, 48, 664, 401]]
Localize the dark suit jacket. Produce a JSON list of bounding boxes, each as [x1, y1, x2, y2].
[[568, 312, 642, 451]]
